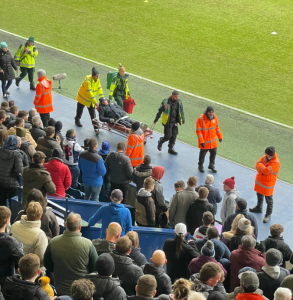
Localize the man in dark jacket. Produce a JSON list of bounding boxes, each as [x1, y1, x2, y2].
[[126, 231, 148, 267], [127, 275, 158, 300], [132, 155, 152, 191], [110, 236, 144, 296], [186, 187, 214, 235], [8, 110, 31, 130], [3, 105, 18, 127], [222, 198, 259, 238], [0, 206, 24, 286], [29, 115, 45, 143], [0, 110, 6, 129], [105, 141, 133, 202], [143, 250, 172, 296]]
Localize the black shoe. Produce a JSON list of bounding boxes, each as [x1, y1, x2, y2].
[[168, 148, 178, 155], [94, 129, 99, 135], [208, 165, 217, 173], [75, 117, 83, 127], [198, 165, 205, 173], [249, 206, 263, 213], [157, 139, 163, 151], [30, 83, 36, 90], [263, 214, 271, 223], [15, 78, 20, 87]]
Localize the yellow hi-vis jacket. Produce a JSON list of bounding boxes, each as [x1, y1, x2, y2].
[[76, 75, 104, 108], [15, 43, 38, 68]]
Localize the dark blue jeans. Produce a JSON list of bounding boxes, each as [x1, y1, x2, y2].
[[67, 165, 80, 189], [1, 80, 12, 95]]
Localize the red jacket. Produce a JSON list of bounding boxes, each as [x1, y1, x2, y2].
[[44, 159, 71, 197], [230, 245, 265, 292]]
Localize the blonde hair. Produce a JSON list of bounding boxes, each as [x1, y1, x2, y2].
[[26, 201, 43, 221], [222, 214, 244, 241], [173, 278, 192, 300]]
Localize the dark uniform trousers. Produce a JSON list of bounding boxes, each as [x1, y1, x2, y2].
[[76, 102, 96, 128], [160, 124, 178, 148], [256, 192, 273, 215], [198, 147, 217, 167]]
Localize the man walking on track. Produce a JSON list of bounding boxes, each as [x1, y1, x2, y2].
[[75, 67, 104, 134], [196, 106, 223, 173], [154, 90, 185, 155], [33, 69, 53, 127], [249, 146, 280, 223]]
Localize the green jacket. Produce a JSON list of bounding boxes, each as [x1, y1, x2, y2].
[[109, 73, 130, 99]]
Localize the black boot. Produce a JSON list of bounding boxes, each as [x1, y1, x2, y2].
[[208, 165, 217, 173], [157, 139, 164, 151], [198, 165, 205, 173], [168, 147, 178, 155], [75, 117, 83, 127], [15, 78, 20, 87], [30, 82, 36, 90], [249, 206, 263, 213]]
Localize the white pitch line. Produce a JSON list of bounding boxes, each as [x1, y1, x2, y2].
[[1, 28, 293, 130]]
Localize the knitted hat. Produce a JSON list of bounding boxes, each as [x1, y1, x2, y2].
[[239, 271, 259, 290], [0, 42, 8, 49], [152, 166, 165, 181], [4, 135, 17, 150], [201, 240, 215, 257], [92, 67, 99, 76], [238, 218, 251, 232], [175, 223, 187, 236], [37, 69, 46, 79], [28, 37, 34, 43], [55, 121, 63, 131], [265, 146, 275, 156], [102, 141, 110, 151], [223, 176, 235, 189], [52, 148, 63, 160], [16, 127, 26, 138], [207, 291, 226, 300], [238, 267, 257, 276], [39, 276, 54, 298], [236, 198, 247, 210], [131, 122, 140, 131], [172, 90, 179, 95], [206, 106, 214, 113], [266, 248, 282, 266], [48, 118, 56, 127], [95, 253, 115, 276], [111, 189, 123, 202]]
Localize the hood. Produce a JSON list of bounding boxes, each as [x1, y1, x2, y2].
[[45, 159, 64, 170], [152, 166, 165, 181], [24, 163, 48, 182], [226, 189, 240, 197], [134, 164, 152, 177], [264, 236, 284, 249], [4, 135, 17, 150], [20, 215, 41, 229], [133, 128, 144, 136], [137, 188, 152, 197], [111, 251, 133, 265], [190, 273, 213, 293], [198, 225, 209, 236], [144, 263, 165, 276], [108, 202, 124, 215], [99, 149, 110, 156], [262, 265, 280, 279], [130, 246, 144, 259]]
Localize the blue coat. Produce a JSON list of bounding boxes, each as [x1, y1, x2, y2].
[[195, 184, 222, 214]]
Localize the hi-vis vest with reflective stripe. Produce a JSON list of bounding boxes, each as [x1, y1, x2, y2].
[[76, 75, 104, 108], [125, 133, 145, 167], [109, 73, 129, 98], [33, 76, 53, 114], [15, 43, 38, 68], [254, 153, 280, 196], [196, 113, 223, 150]]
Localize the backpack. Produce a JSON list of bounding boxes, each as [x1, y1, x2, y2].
[[107, 71, 118, 89]]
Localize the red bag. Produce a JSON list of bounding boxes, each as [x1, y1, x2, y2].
[[123, 95, 136, 114]]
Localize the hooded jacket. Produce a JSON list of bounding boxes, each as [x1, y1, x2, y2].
[[92, 238, 115, 255], [29, 125, 45, 144], [132, 163, 152, 191], [36, 136, 62, 162], [85, 273, 127, 300], [195, 184, 222, 214], [193, 225, 209, 240], [125, 128, 145, 167], [135, 188, 156, 227], [226, 286, 268, 300], [220, 189, 240, 226], [129, 246, 148, 267], [88, 202, 133, 238]]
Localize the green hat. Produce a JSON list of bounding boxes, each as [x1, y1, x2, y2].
[[16, 127, 26, 138], [28, 37, 34, 43], [0, 42, 8, 49]]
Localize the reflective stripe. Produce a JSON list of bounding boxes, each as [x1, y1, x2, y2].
[[200, 116, 204, 129], [35, 103, 52, 108], [78, 93, 92, 103], [200, 126, 216, 131], [43, 90, 51, 95], [93, 90, 97, 92], [130, 157, 144, 161], [255, 180, 275, 189], [197, 134, 203, 138], [98, 87, 102, 89], [20, 63, 35, 67], [86, 89, 92, 92], [205, 138, 217, 144], [216, 130, 221, 133], [261, 166, 264, 173], [90, 96, 95, 99], [127, 144, 134, 149], [35, 94, 41, 98], [268, 166, 273, 174], [272, 172, 279, 175], [196, 128, 202, 131]]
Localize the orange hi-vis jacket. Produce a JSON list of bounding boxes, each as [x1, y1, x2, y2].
[[33, 76, 53, 114], [254, 153, 280, 196], [125, 132, 145, 167], [196, 113, 223, 150]]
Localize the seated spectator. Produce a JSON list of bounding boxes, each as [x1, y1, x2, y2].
[[281, 275, 293, 296], [190, 262, 226, 298], [193, 211, 214, 241], [260, 224, 292, 268], [15, 188, 60, 241], [85, 253, 127, 300], [16, 136, 29, 167], [169, 176, 199, 226], [71, 279, 95, 300], [0, 206, 23, 286], [54, 121, 64, 148], [18, 110, 32, 129], [158, 278, 193, 300], [88, 189, 133, 238], [151, 166, 168, 227], [222, 214, 244, 246], [22, 151, 56, 207], [220, 176, 239, 226], [132, 155, 152, 191], [36, 126, 62, 162], [92, 222, 122, 255], [186, 187, 214, 235], [163, 223, 199, 283], [135, 177, 156, 227], [2, 254, 51, 300], [110, 236, 143, 295], [47, 118, 56, 127], [0, 110, 6, 129], [4, 105, 18, 127], [63, 129, 83, 189], [143, 250, 172, 296], [222, 198, 259, 239], [130, 274, 158, 300], [274, 287, 292, 300], [0, 133, 23, 206], [16, 127, 35, 161], [230, 235, 265, 292], [126, 231, 148, 266], [195, 175, 222, 215], [29, 115, 45, 142], [79, 138, 106, 201], [98, 141, 111, 196], [258, 249, 289, 300], [188, 241, 227, 277], [28, 108, 37, 124], [44, 148, 71, 197], [44, 212, 98, 296]]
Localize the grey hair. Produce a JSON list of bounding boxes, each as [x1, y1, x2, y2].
[[29, 108, 37, 118], [32, 115, 41, 126], [241, 235, 256, 248], [274, 287, 292, 300], [205, 174, 214, 184]]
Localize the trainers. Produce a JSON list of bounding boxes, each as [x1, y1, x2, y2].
[[6, 90, 10, 95], [198, 165, 205, 173], [3, 94, 7, 99], [168, 148, 178, 155], [208, 165, 217, 173], [249, 206, 263, 213], [263, 214, 271, 223], [157, 139, 163, 151]]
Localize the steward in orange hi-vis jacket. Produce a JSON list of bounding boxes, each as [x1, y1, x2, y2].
[[249, 146, 280, 223], [196, 106, 223, 173]]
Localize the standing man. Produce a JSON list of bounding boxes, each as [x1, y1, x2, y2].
[[15, 37, 38, 90], [249, 146, 280, 223], [75, 67, 104, 134], [154, 90, 185, 155], [196, 106, 223, 173], [33, 70, 53, 127]]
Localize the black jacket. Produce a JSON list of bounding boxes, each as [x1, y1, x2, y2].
[[29, 125, 45, 143], [0, 233, 24, 285], [163, 239, 199, 283], [36, 136, 62, 162], [132, 163, 152, 191], [85, 273, 127, 300], [152, 179, 168, 226], [195, 184, 222, 214], [0, 49, 17, 81], [186, 199, 214, 235], [2, 275, 50, 300], [16, 148, 29, 167], [99, 101, 127, 122], [105, 151, 133, 184], [110, 251, 144, 296], [229, 233, 246, 252], [92, 238, 115, 255], [129, 246, 148, 267], [143, 263, 172, 296]]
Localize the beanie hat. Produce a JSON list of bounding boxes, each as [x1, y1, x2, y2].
[[206, 106, 214, 113], [39, 276, 54, 298], [95, 253, 115, 276], [37, 69, 46, 79], [16, 127, 26, 138], [238, 218, 251, 232], [152, 166, 165, 181], [172, 90, 179, 95], [201, 240, 215, 257], [102, 141, 110, 151], [265, 146, 275, 156], [131, 122, 140, 131], [55, 121, 62, 131], [48, 118, 56, 127], [92, 67, 99, 76], [52, 148, 63, 160], [266, 248, 282, 266], [4, 135, 17, 150], [238, 267, 257, 275], [223, 176, 235, 189], [0, 42, 8, 49], [236, 198, 247, 210], [28, 37, 34, 43], [174, 223, 187, 236]]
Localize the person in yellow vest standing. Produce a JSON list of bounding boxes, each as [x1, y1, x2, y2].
[[15, 37, 38, 90], [75, 67, 104, 134]]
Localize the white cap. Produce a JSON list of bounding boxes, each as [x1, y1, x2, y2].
[[175, 223, 187, 236]]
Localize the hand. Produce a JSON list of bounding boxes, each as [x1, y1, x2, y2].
[[219, 139, 222, 142], [95, 104, 99, 109], [24, 47, 29, 52], [201, 143, 205, 148], [0, 70, 3, 73], [109, 118, 115, 123]]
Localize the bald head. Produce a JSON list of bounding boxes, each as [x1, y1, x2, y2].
[[151, 250, 167, 267], [106, 222, 122, 242], [65, 212, 81, 232]]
